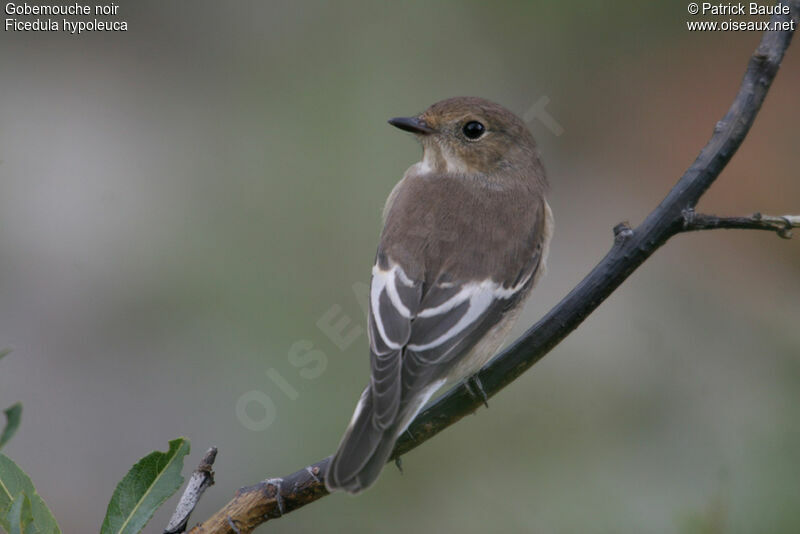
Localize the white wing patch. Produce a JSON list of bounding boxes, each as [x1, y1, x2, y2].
[[370, 263, 416, 351], [407, 278, 528, 352], [370, 259, 535, 355]]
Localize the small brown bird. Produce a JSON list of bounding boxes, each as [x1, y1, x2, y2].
[[326, 97, 554, 494]]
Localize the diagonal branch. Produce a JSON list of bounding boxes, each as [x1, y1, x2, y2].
[[188, 4, 799, 533]]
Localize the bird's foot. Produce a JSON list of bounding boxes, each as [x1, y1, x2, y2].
[[464, 374, 489, 408]]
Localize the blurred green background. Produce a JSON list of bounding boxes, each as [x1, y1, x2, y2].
[[1, 1, 799, 532]]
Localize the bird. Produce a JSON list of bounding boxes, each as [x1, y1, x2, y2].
[[325, 96, 554, 494]]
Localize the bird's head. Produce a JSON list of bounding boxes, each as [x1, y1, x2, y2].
[[388, 96, 540, 179]]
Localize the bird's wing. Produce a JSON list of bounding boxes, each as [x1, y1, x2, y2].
[[367, 202, 548, 430], [367, 260, 421, 429]]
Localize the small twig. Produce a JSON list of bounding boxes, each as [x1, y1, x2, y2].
[[683, 210, 799, 238], [165, 447, 218, 534]]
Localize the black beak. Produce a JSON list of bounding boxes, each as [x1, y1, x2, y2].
[[388, 116, 435, 134]]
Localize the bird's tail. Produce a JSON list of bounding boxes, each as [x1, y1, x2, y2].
[[325, 387, 402, 494]]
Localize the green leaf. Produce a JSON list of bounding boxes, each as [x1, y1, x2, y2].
[[100, 438, 190, 534], [6, 492, 36, 534], [0, 403, 22, 449], [6, 493, 26, 534], [0, 454, 60, 534]]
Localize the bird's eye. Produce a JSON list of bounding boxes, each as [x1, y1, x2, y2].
[[462, 121, 485, 140]]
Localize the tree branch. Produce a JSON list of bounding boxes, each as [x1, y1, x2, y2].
[[165, 447, 218, 534], [682, 209, 799, 238], [188, 4, 799, 533]]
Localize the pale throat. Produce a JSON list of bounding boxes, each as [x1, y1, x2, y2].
[[410, 142, 471, 176]]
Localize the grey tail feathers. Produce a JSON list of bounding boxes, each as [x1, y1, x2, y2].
[[325, 387, 402, 494]]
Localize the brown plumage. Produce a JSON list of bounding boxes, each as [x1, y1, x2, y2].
[[326, 97, 553, 494]]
